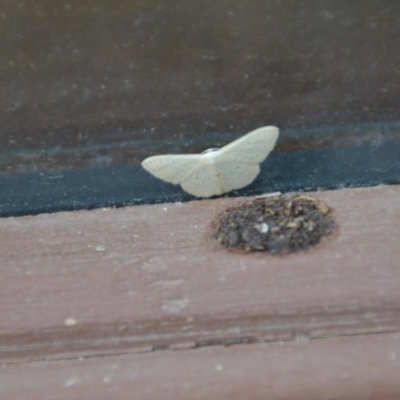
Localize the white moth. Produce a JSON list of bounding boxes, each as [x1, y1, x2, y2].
[[141, 126, 279, 198]]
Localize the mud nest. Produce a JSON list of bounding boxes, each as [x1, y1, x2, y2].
[[212, 194, 336, 255]]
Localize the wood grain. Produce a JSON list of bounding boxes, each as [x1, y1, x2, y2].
[[1, 333, 400, 400], [0, 186, 400, 363]]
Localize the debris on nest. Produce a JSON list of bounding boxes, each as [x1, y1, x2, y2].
[[212, 194, 336, 255]]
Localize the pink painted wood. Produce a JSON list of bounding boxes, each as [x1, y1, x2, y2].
[[0, 186, 400, 398]]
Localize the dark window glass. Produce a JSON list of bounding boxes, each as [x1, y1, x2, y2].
[[1, 1, 399, 216]]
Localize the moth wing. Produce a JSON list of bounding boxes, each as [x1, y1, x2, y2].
[[214, 160, 261, 193], [219, 126, 279, 164], [141, 154, 204, 184], [181, 163, 223, 198], [142, 125, 279, 197]]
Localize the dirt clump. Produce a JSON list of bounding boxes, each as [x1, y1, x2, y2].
[[212, 194, 336, 255]]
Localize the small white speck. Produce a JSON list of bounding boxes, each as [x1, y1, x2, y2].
[[215, 364, 223, 371], [217, 273, 226, 282], [154, 279, 183, 287], [103, 375, 112, 384], [64, 317, 77, 326], [254, 223, 269, 233], [321, 11, 334, 19], [95, 245, 106, 251], [64, 377, 80, 387], [294, 334, 310, 342], [163, 207, 168, 211], [162, 298, 189, 314], [388, 352, 397, 360], [255, 192, 281, 199]]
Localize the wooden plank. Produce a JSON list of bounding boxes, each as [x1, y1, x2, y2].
[[1, 332, 400, 400], [0, 186, 400, 361]]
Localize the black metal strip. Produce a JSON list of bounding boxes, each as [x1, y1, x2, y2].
[[1, 142, 399, 218]]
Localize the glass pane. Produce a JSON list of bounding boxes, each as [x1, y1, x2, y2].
[[1, 0, 399, 216]]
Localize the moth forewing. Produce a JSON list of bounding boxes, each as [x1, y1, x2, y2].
[[141, 126, 280, 197]]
